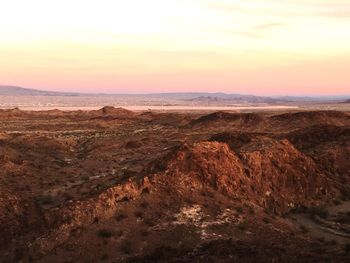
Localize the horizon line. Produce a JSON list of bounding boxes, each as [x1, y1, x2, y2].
[[1, 85, 350, 98]]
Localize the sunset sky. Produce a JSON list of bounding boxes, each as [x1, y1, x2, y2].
[[0, 0, 349, 95]]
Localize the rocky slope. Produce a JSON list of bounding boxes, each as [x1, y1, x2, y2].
[[0, 108, 349, 262]]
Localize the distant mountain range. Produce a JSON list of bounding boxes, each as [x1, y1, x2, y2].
[[0, 85, 349, 103], [0, 85, 79, 96], [186, 95, 287, 104]]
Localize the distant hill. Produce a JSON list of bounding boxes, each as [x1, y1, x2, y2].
[[0, 85, 78, 96], [187, 95, 288, 104], [0, 85, 348, 104], [140, 93, 348, 103], [0, 87, 280, 103], [145, 92, 281, 101]]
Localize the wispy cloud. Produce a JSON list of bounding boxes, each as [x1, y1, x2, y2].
[[317, 10, 350, 18], [230, 23, 287, 40], [236, 31, 262, 39], [254, 23, 287, 31], [204, 0, 350, 19], [233, 23, 287, 40]]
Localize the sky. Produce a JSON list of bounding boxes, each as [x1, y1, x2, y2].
[[0, 0, 349, 95]]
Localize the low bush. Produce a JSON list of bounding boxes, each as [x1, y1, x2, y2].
[[300, 225, 309, 233], [97, 229, 113, 238], [307, 206, 329, 219], [35, 195, 54, 205], [344, 243, 350, 255], [115, 212, 127, 222], [120, 241, 132, 254]]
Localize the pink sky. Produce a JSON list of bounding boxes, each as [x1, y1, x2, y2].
[[0, 0, 349, 95]]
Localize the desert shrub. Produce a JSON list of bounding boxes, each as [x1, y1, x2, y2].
[[140, 229, 149, 237], [262, 217, 270, 224], [142, 187, 150, 194], [206, 191, 215, 198], [300, 225, 309, 233], [82, 175, 89, 181], [308, 206, 329, 219], [141, 246, 182, 261], [119, 196, 130, 202], [35, 195, 54, 205], [140, 200, 149, 208], [238, 220, 247, 230], [333, 199, 342, 205], [344, 243, 350, 255], [144, 217, 156, 227], [97, 229, 113, 238], [120, 241, 132, 254], [341, 189, 350, 200], [125, 140, 142, 149], [328, 239, 337, 246], [246, 205, 255, 215], [115, 212, 127, 222], [336, 212, 350, 224], [317, 237, 325, 243], [63, 193, 73, 201], [115, 230, 124, 237], [134, 210, 143, 218], [235, 206, 243, 213]]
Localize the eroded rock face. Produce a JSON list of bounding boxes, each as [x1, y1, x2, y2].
[[238, 139, 330, 212], [151, 140, 331, 214]]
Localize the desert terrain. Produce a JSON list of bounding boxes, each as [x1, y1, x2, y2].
[[1, 106, 350, 262]]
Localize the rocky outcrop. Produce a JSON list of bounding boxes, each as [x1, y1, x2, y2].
[[190, 112, 264, 127], [95, 106, 135, 118], [151, 140, 332, 213]]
